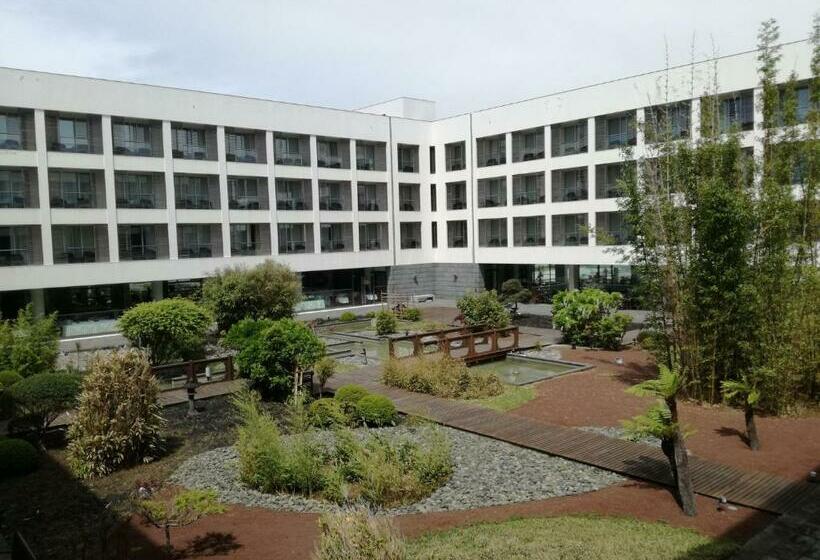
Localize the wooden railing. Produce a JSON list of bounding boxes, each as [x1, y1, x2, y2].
[[388, 325, 519, 364], [151, 355, 235, 390]]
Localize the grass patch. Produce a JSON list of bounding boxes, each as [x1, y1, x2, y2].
[[473, 384, 535, 412], [406, 515, 739, 560]]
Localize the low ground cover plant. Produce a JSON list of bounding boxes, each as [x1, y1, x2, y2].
[[382, 355, 503, 399], [338, 311, 358, 322], [0, 438, 39, 479], [397, 307, 422, 322], [234, 391, 452, 507]]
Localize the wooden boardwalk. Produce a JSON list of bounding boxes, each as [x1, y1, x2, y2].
[[326, 368, 817, 515]]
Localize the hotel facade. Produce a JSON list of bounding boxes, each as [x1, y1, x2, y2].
[[0, 40, 813, 336]]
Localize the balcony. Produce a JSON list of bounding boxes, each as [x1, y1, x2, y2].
[[476, 135, 506, 167], [112, 118, 162, 157], [398, 183, 420, 212], [177, 224, 223, 258], [595, 111, 637, 150], [551, 168, 588, 202], [356, 141, 386, 171], [174, 174, 220, 209], [595, 162, 632, 199], [52, 225, 109, 264], [512, 172, 545, 205], [320, 223, 353, 253], [595, 211, 631, 246], [446, 181, 467, 210], [0, 109, 35, 150], [230, 223, 271, 256], [357, 182, 387, 211], [477, 177, 507, 208], [278, 223, 314, 254], [644, 102, 691, 143], [46, 112, 103, 154], [115, 172, 166, 209], [317, 137, 350, 169], [400, 222, 421, 249], [172, 124, 217, 160], [276, 178, 312, 211], [478, 218, 507, 248], [512, 127, 545, 162], [226, 129, 265, 163], [359, 222, 389, 251], [49, 170, 106, 209], [397, 144, 419, 173], [551, 120, 588, 157], [274, 133, 310, 166], [552, 214, 589, 246], [0, 226, 42, 266], [513, 216, 546, 247], [118, 225, 169, 261], [445, 141, 466, 171], [0, 168, 38, 208], [717, 90, 755, 133], [319, 181, 352, 211], [228, 176, 269, 210]]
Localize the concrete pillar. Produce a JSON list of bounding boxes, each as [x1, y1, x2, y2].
[[33, 110, 53, 265], [101, 115, 119, 262], [151, 281, 164, 301], [30, 288, 45, 316], [266, 130, 278, 256], [162, 121, 178, 259], [216, 125, 232, 258], [565, 265, 579, 291]]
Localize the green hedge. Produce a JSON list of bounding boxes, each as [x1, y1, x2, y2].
[[0, 438, 39, 478], [356, 395, 397, 426]]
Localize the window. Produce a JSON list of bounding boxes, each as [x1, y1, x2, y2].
[[118, 225, 161, 261], [278, 223, 313, 253], [551, 168, 588, 202], [477, 177, 507, 207], [431, 222, 438, 248], [429, 146, 436, 173], [0, 226, 35, 266], [357, 182, 387, 211], [225, 131, 257, 162], [776, 83, 813, 125], [399, 183, 420, 211], [317, 138, 349, 168], [112, 120, 156, 156], [274, 133, 309, 166], [595, 212, 631, 245], [0, 112, 24, 150], [0, 169, 30, 208], [717, 90, 754, 132], [320, 223, 353, 252], [400, 222, 421, 249], [175, 175, 215, 209], [445, 141, 466, 171], [319, 181, 351, 211], [478, 218, 507, 247], [645, 102, 691, 142], [477, 135, 506, 167], [551, 214, 589, 246], [430, 184, 437, 212], [230, 224, 268, 256], [276, 179, 312, 210], [447, 220, 468, 248], [359, 222, 388, 251], [398, 144, 419, 173], [178, 224, 218, 258], [595, 162, 632, 199], [513, 216, 546, 246], [512, 127, 545, 162], [228, 177, 264, 209], [115, 173, 162, 209], [595, 112, 636, 150], [172, 126, 208, 159], [446, 182, 467, 210], [551, 120, 588, 156], [512, 173, 545, 205], [52, 225, 102, 263], [49, 171, 99, 208], [56, 117, 91, 152], [356, 141, 385, 171]]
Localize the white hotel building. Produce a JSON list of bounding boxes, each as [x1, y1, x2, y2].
[[0, 40, 813, 335]]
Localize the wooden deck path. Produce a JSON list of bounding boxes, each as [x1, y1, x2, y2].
[[326, 368, 818, 515]]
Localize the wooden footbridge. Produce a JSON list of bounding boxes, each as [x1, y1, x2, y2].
[[388, 325, 520, 364]]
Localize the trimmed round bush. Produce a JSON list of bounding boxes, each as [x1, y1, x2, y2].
[[399, 307, 422, 322], [308, 399, 349, 429], [0, 438, 39, 478], [9, 372, 82, 434], [374, 310, 397, 335], [334, 384, 370, 408], [0, 370, 23, 388], [356, 395, 398, 426], [338, 311, 357, 322]]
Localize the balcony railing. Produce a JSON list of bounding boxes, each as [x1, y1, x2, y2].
[[117, 194, 161, 209], [114, 140, 158, 157], [50, 195, 99, 209], [318, 155, 344, 168], [358, 199, 383, 211], [275, 152, 307, 166], [178, 242, 220, 259], [226, 147, 258, 163], [478, 151, 505, 167], [172, 144, 207, 160], [357, 157, 376, 170], [229, 196, 263, 210], [0, 248, 35, 267], [53, 249, 99, 264], [0, 132, 24, 150], [232, 241, 267, 256], [276, 199, 310, 211], [279, 240, 310, 254], [176, 198, 216, 210], [120, 243, 169, 261]]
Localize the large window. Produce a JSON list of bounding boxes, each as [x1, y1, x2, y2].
[[317, 137, 349, 169], [595, 211, 631, 245], [595, 111, 636, 150], [356, 141, 385, 171], [447, 220, 468, 248], [400, 222, 421, 249], [512, 173, 545, 205], [225, 131, 258, 162], [115, 173, 163, 209], [716, 90, 754, 132], [113, 119, 158, 156], [478, 218, 507, 248], [319, 181, 351, 211], [445, 141, 466, 171], [278, 223, 313, 254], [397, 144, 419, 173], [274, 133, 309, 166], [512, 127, 544, 162], [551, 214, 588, 246], [357, 182, 387, 211], [399, 183, 420, 211], [551, 120, 587, 157], [595, 162, 633, 199], [477, 177, 507, 208], [0, 226, 37, 266], [476, 135, 506, 167], [551, 168, 588, 202], [175, 175, 217, 209], [645, 102, 691, 143], [430, 184, 437, 212], [52, 225, 104, 263], [178, 224, 220, 258], [230, 224, 269, 256], [172, 126, 208, 159], [56, 117, 91, 152], [49, 171, 100, 208], [0, 169, 33, 208], [446, 182, 467, 210], [276, 179, 312, 210], [320, 223, 353, 252], [359, 222, 389, 251], [118, 225, 164, 261], [513, 216, 546, 247], [228, 177, 265, 209], [0, 111, 26, 150]]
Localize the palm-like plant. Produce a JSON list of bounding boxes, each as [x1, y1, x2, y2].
[[623, 364, 697, 516], [721, 373, 762, 450]]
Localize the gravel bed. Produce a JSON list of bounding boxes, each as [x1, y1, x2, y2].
[[170, 425, 625, 514]]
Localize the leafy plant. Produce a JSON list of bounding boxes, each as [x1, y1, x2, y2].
[[0, 370, 22, 388], [398, 307, 422, 322], [499, 279, 532, 315], [374, 310, 398, 335], [314, 357, 337, 397], [232, 318, 325, 400], [382, 355, 502, 400], [0, 438, 39, 479], [356, 395, 398, 426], [0, 370, 22, 419], [9, 372, 82, 437], [456, 291, 509, 329], [118, 298, 212, 365], [314, 509, 406, 560], [309, 399, 350, 429], [138, 488, 226, 554], [334, 384, 371, 413], [201, 260, 302, 332], [721, 371, 765, 451], [339, 311, 357, 322], [552, 289, 630, 350], [67, 349, 165, 478], [0, 305, 60, 377]]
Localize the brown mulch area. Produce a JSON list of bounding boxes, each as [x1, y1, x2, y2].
[[125, 481, 773, 559], [512, 346, 820, 482]]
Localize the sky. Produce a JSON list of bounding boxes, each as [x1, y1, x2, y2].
[[0, 0, 816, 118]]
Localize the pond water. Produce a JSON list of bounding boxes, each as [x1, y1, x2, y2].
[[470, 356, 582, 385]]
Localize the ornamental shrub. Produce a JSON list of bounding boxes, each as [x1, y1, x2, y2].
[[374, 310, 397, 335], [456, 291, 510, 329], [67, 349, 165, 478], [0, 370, 22, 418], [398, 307, 421, 322], [118, 298, 212, 365], [0, 305, 60, 377], [222, 317, 276, 350], [315, 510, 406, 560], [333, 384, 370, 414], [9, 372, 82, 436], [309, 399, 349, 429], [338, 311, 357, 322], [382, 355, 502, 400], [551, 288, 631, 350], [233, 318, 325, 400], [0, 370, 23, 388], [0, 438, 39, 479], [201, 260, 303, 332], [356, 395, 397, 426], [314, 356, 337, 396]]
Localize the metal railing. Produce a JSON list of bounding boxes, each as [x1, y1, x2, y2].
[[113, 140, 160, 157], [226, 147, 258, 162], [178, 242, 221, 259]]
